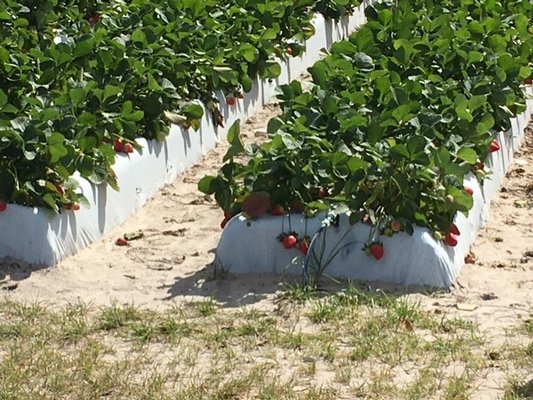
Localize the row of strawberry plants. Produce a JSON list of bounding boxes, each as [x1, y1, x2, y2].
[[0, 0, 361, 212], [200, 0, 532, 256]]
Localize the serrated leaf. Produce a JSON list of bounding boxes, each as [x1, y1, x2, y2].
[[223, 120, 244, 161], [456, 148, 477, 164], [181, 103, 204, 120], [70, 88, 86, 107], [353, 52, 374, 71]]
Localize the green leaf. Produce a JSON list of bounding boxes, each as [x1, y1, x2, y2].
[[223, 120, 244, 161], [239, 44, 259, 63], [267, 117, 283, 134], [78, 112, 97, 126], [131, 29, 146, 44], [198, 176, 218, 194], [148, 74, 162, 92], [519, 66, 531, 79], [0, 90, 7, 108], [261, 28, 279, 40], [407, 136, 426, 156], [123, 110, 144, 122], [103, 85, 122, 101], [456, 148, 477, 164], [391, 144, 410, 158], [73, 38, 94, 58], [263, 62, 281, 79], [143, 94, 163, 115], [181, 103, 204, 120], [42, 194, 58, 211], [238, 75, 251, 93], [467, 51, 483, 64], [203, 35, 219, 51], [392, 104, 411, 122], [70, 88, 86, 107], [353, 52, 374, 71]]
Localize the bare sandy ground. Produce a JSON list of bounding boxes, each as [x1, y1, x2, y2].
[[0, 102, 532, 398], [0, 104, 531, 314]]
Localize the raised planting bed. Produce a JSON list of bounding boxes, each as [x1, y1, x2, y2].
[[216, 104, 532, 288], [0, 2, 372, 266], [204, 0, 533, 288]]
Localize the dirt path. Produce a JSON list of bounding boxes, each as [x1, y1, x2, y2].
[[2, 104, 532, 332]]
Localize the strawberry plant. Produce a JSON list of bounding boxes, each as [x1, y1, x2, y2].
[[200, 0, 532, 271], [0, 0, 362, 211]]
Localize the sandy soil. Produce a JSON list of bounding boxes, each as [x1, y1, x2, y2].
[[0, 100, 532, 398]]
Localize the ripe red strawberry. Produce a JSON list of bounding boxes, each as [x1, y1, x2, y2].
[[0, 201, 6, 212], [124, 143, 134, 154], [449, 223, 460, 236], [283, 235, 298, 249], [488, 139, 500, 153], [464, 186, 473, 196], [270, 204, 285, 216], [390, 220, 401, 232], [299, 239, 309, 255], [226, 97, 236, 106], [114, 139, 124, 153], [115, 237, 128, 246], [286, 46, 293, 56], [370, 243, 384, 260], [444, 232, 458, 247]]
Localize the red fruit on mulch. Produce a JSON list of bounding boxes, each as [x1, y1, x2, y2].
[[464, 186, 473, 196], [444, 232, 458, 247], [270, 204, 285, 216], [124, 143, 134, 154], [64, 203, 80, 211], [242, 192, 271, 218], [299, 239, 309, 255], [283, 234, 298, 249], [0, 201, 6, 212], [226, 97, 236, 106], [115, 237, 128, 246], [370, 244, 384, 260], [114, 139, 125, 153], [488, 139, 500, 153], [449, 223, 461, 236]]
